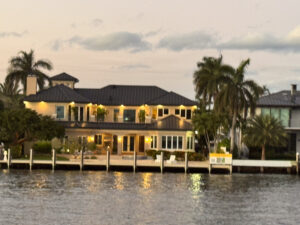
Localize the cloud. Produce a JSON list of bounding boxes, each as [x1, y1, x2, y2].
[[157, 26, 300, 52], [51, 39, 64, 51], [68, 32, 151, 52], [91, 18, 103, 27], [144, 29, 162, 38], [157, 31, 217, 51], [118, 64, 150, 70], [0, 30, 27, 38]]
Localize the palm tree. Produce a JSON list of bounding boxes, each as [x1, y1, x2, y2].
[[215, 59, 264, 153], [193, 55, 233, 107], [6, 50, 53, 94], [0, 78, 23, 109], [243, 115, 286, 160], [0, 78, 22, 96]]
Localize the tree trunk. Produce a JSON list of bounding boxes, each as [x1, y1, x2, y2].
[[261, 145, 266, 160], [230, 110, 237, 153], [205, 132, 211, 153]]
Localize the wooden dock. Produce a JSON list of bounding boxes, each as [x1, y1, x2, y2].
[[0, 150, 299, 174], [0, 150, 210, 173]]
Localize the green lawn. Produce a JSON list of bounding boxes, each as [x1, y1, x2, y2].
[[18, 154, 69, 161]]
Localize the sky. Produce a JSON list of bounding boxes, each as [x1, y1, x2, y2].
[[1, 0, 300, 99]]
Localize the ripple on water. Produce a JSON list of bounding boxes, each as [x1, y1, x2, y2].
[[0, 170, 299, 225]]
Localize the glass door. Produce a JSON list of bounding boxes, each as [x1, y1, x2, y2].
[[123, 136, 135, 152]]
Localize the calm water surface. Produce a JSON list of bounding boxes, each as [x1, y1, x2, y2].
[[0, 170, 299, 225]]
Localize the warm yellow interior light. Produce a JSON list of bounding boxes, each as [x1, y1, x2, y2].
[[88, 136, 94, 142], [118, 137, 122, 142]]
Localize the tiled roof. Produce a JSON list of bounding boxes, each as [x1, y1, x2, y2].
[[50, 72, 79, 82], [25, 84, 196, 106], [257, 91, 297, 107], [146, 91, 196, 106], [58, 115, 192, 131], [75, 85, 169, 105], [24, 85, 90, 103]]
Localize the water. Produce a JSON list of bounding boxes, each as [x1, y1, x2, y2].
[[0, 170, 299, 225]]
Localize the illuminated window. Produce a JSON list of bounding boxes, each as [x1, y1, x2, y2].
[[187, 136, 193, 149], [151, 136, 157, 149], [56, 106, 64, 119], [180, 109, 185, 117], [186, 109, 192, 119], [94, 135, 102, 145], [161, 135, 183, 150], [158, 108, 163, 117], [123, 110, 136, 123]]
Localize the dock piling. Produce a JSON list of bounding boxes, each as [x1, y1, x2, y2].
[[52, 149, 56, 170], [133, 151, 137, 172], [160, 151, 164, 173], [296, 153, 299, 175], [80, 150, 84, 171], [7, 148, 11, 169], [184, 152, 188, 173], [106, 150, 110, 172], [29, 149, 33, 170]]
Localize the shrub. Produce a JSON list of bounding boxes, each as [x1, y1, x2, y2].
[[91, 156, 97, 159], [51, 138, 62, 151], [87, 142, 96, 151], [188, 152, 206, 161], [146, 149, 157, 159], [84, 156, 90, 159], [63, 137, 81, 154], [218, 138, 230, 152], [157, 150, 171, 160], [10, 145, 22, 158], [146, 149, 171, 160], [174, 151, 185, 161], [32, 141, 52, 154]]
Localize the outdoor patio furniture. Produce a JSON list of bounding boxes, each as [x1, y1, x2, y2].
[[166, 155, 177, 164], [155, 155, 161, 162]]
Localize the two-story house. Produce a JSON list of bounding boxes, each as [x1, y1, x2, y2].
[[256, 84, 300, 154], [24, 73, 197, 155]]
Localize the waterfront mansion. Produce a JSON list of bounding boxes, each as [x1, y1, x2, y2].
[[24, 73, 197, 155]]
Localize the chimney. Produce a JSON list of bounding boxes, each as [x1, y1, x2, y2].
[[291, 84, 297, 96], [26, 75, 37, 96]]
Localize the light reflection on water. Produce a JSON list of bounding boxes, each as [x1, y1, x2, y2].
[[0, 170, 299, 225]]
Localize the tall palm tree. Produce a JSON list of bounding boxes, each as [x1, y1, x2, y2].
[[0, 78, 23, 109], [215, 59, 264, 152], [6, 50, 53, 94], [243, 115, 286, 160], [0, 78, 22, 96], [193, 55, 233, 107]]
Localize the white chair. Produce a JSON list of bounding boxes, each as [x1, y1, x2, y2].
[[166, 155, 177, 164], [155, 155, 161, 162]]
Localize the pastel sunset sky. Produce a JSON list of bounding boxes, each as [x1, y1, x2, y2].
[[1, 0, 300, 99]]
